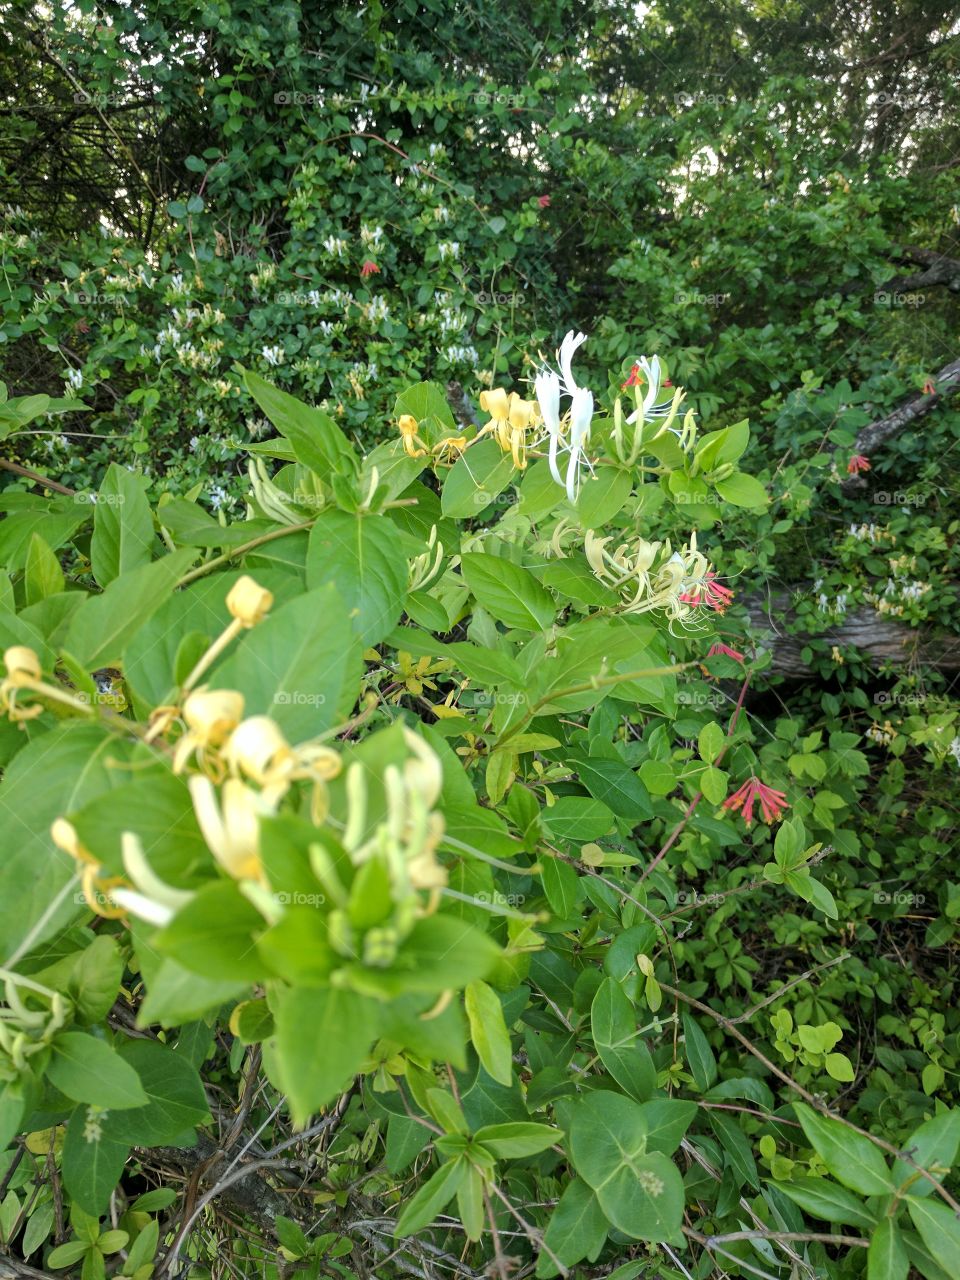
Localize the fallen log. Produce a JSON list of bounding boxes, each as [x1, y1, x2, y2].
[[742, 592, 960, 678]]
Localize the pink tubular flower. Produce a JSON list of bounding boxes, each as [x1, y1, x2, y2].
[[360, 260, 380, 278], [722, 776, 790, 827], [621, 363, 643, 389], [680, 573, 734, 613], [538, 194, 551, 208], [707, 642, 744, 663], [847, 454, 870, 475]]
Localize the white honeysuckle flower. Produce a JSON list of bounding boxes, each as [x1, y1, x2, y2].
[[109, 888, 174, 927], [565, 387, 594, 502], [535, 368, 562, 486], [557, 330, 588, 396], [534, 331, 595, 502]]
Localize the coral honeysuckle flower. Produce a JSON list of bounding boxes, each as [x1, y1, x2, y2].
[[622, 363, 642, 389], [625, 355, 680, 424], [173, 687, 245, 774], [922, 379, 937, 395], [360, 260, 380, 277], [846, 454, 871, 475], [537, 194, 551, 208], [722, 776, 790, 827], [189, 775, 268, 881], [679, 572, 734, 613], [706, 642, 745, 663], [226, 576, 274, 627]]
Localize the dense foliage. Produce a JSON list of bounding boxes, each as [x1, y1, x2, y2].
[[1, 3, 959, 1280]]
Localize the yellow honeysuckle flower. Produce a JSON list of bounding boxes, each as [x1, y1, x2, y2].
[[478, 387, 510, 421], [50, 818, 126, 919], [189, 775, 267, 881], [172, 687, 246, 774], [397, 413, 426, 458], [226, 576, 274, 627]]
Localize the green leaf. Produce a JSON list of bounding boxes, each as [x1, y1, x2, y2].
[[70, 937, 124, 1024], [776, 1177, 877, 1229], [48, 1242, 92, 1268], [714, 472, 769, 508], [894, 1110, 960, 1197], [441, 438, 515, 516], [537, 1178, 608, 1276], [591, 978, 656, 1102], [640, 1099, 697, 1155], [793, 1104, 893, 1196], [460, 553, 556, 632], [242, 370, 358, 478], [48, 1033, 148, 1111], [570, 1092, 682, 1242], [394, 1157, 466, 1238], [572, 755, 652, 819], [62, 1107, 130, 1216], [108, 1039, 210, 1144], [465, 980, 513, 1086], [576, 468, 633, 528], [682, 1013, 718, 1090], [708, 1111, 759, 1189], [474, 1122, 560, 1158], [306, 510, 409, 646], [122, 1219, 159, 1276], [867, 1218, 909, 1280], [90, 464, 155, 586], [153, 881, 269, 983], [63, 548, 196, 669], [906, 1196, 960, 1273], [541, 796, 616, 842], [213, 583, 362, 740], [540, 855, 582, 919], [24, 532, 65, 604], [0, 724, 134, 973], [697, 721, 725, 765], [272, 986, 381, 1125]]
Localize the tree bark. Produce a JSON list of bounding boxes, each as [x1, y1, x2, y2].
[[743, 592, 960, 677]]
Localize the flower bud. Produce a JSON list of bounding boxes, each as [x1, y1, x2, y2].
[[4, 646, 41, 684], [397, 414, 418, 436], [226, 576, 273, 627]]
